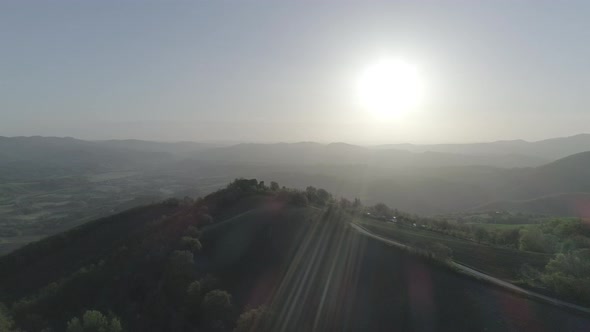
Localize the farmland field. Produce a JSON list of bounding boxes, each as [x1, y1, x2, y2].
[[0, 171, 234, 255], [466, 223, 535, 230], [355, 217, 551, 281]]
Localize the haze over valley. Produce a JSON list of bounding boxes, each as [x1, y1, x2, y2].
[[2, 133, 590, 255], [2, 2, 590, 331]]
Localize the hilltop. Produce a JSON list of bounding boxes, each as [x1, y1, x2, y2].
[[1, 180, 589, 331]]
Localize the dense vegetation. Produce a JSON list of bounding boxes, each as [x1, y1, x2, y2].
[[362, 206, 590, 305], [0, 179, 340, 331]]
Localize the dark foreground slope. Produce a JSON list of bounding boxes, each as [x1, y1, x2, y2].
[[229, 212, 589, 331], [1, 180, 589, 331]]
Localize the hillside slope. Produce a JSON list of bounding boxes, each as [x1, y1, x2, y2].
[[1, 180, 589, 331]]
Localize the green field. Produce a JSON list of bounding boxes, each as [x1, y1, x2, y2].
[[356, 218, 551, 281], [466, 223, 534, 230]]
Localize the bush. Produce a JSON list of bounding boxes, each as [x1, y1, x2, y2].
[[540, 249, 590, 304], [270, 181, 280, 191], [201, 290, 232, 312], [427, 242, 453, 261], [66, 310, 123, 332], [200, 290, 233, 327], [0, 303, 15, 332], [290, 192, 309, 207], [185, 281, 202, 324], [185, 225, 202, 238], [181, 236, 203, 253], [519, 228, 557, 253], [234, 305, 273, 332]]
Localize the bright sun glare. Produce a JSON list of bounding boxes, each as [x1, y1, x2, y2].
[[357, 58, 424, 118]]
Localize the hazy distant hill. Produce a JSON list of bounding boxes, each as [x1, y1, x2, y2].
[[231, 152, 590, 216], [0, 136, 172, 173], [0, 137, 222, 168], [474, 192, 590, 216], [96, 139, 222, 156], [380, 133, 590, 160], [2, 134, 590, 222], [191, 141, 546, 168], [509, 151, 590, 198]]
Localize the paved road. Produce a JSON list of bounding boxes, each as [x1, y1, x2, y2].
[[350, 222, 590, 316]]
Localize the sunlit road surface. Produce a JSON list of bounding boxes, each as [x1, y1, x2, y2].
[[350, 222, 590, 316]]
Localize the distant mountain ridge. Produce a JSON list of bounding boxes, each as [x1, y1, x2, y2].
[[3, 133, 590, 169], [2, 134, 590, 216], [190, 141, 548, 168], [378, 133, 590, 160], [473, 192, 590, 216], [0, 135, 561, 169]]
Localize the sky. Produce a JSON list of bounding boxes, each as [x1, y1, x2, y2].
[[1, 1, 589, 144]]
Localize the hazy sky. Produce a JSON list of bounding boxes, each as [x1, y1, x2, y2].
[[1, 1, 589, 144]]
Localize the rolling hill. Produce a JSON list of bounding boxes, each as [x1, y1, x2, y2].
[[2, 135, 590, 258], [250, 152, 590, 216], [380, 133, 590, 160], [473, 192, 590, 217], [190, 141, 548, 168], [1, 181, 589, 331]]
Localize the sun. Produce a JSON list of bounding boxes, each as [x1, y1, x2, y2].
[[357, 58, 424, 117]]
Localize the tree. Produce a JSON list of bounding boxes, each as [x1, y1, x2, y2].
[[201, 290, 232, 312], [186, 281, 202, 305], [270, 181, 280, 191], [519, 228, 556, 253], [290, 192, 309, 207], [199, 274, 220, 294], [229, 178, 259, 192], [185, 281, 202, 325], [234, 305, 273, 332], [0, 303, 15, 332], [305, 186, 319, 203], [66, 310, 123, 332], [373, 203, 390, 217], [541, 249, 590, 303], [163, 198, 180, 207], [474, 227, 489, 243], [181, 236, 202, 253], [316, 188, 331, 206], [185, 225, 202, 238], [352, 198, 362, 209], [339, 198, 352, 209], [427, 242, 453, 261], [495, 228, 521, 247], [201, 290, 233, 328], [199, 213, 214, 225], [165, 251, 196, 302]]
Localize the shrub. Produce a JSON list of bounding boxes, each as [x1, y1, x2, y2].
[[66, 310, 123, 332], [427, 242, 453, 262], [181, 236, 203, 253], [234, 305, 273, 332], [0, 303, 15, 332], [201, 290, 233, 327], [519, 228, 557, 253], [540, 249, 590, 304]]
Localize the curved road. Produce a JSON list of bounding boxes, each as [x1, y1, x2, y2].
[[350, 222, 590, 316]]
